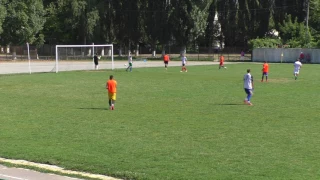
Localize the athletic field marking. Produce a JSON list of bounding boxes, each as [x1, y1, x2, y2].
[[0, 158, 120, 180], [0, 173, 29, 180]]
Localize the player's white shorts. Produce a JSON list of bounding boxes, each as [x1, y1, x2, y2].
[[294, 70, 300, 74]]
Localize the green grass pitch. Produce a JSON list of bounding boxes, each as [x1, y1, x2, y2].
[[1, 63, 320, 180]]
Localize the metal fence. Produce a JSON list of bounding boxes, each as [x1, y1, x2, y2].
[[0, 45, 39, 60]]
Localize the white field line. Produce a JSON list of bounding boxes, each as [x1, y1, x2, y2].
[[0, 158, 120, 180], [0, 173, 29, 180]]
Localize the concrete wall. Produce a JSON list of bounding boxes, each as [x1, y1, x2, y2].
[[252, 48, 320, 63]]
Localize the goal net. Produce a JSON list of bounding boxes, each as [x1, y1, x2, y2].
[[0, 44, 114, 75], [55, 44, 114, 73]]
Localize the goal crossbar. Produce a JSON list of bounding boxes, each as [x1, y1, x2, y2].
[[55, 44, 114, 73]]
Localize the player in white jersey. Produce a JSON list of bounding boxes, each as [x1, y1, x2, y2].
[[126, 55, 133, 72], [243, 69, 254, 106], [180, 54, 188, 72], [293, 59, 302, 80]]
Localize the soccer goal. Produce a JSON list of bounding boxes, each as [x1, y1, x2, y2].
[[55, 44, 114, 73]]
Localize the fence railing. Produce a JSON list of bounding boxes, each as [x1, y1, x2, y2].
[[0, 45, 251, 62]]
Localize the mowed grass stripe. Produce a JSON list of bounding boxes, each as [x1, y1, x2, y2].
[[1, 63, 320, 180]]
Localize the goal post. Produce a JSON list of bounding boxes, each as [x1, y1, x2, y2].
[[26, 42, 31, 74], [55, 44, 114, 73]]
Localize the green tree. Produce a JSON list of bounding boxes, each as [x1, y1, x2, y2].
[[112, 0, 130, 55], [279, 14, 309, 47], [248, 38, 281, 49], [308, 0, 320, 47], [0, 0, 7, 34], [204, 1, 217, 48], [92, 0, 116, 44], [170, 0, 211, 54], [1, 0, 45, 46], [274, 0, 306, 23], [66, 0, 99, 44], [217, 0, 240, 46], [144, 0, 172, 55], [41, 1, 63, 44], [217, 0, 272, 46], [274, 0, 307, 33], [7, 0, 318, 52], [42, 0, 100, 45], [190, 1, 212, 49], [111, 0, 148, 55], [127, 0, 147, 56]]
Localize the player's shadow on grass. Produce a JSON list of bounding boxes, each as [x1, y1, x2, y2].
[[215, 103, 243, 106], [78, 107, 108, 110]]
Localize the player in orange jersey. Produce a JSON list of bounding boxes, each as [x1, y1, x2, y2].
[[261, 61, 269, 82], [219, 55, 227, 69], [106, 75, 117, 110], [163, 54, 170, 70]]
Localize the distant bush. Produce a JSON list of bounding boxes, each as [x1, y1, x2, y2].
[[248, 38, 281, 50]]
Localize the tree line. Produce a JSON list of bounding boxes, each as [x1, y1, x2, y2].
[[0, 0, 319, 54]]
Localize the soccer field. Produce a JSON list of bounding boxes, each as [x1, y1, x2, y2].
[[1, 63, 320, 180]]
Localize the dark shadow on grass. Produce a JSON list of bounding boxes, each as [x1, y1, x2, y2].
[[215, 103, 243, 106], [78, 107, 108, 110]]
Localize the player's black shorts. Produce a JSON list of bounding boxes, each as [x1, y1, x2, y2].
[[182, 63, 186, 66], [164, 61, 168, 64], [94, 60, 99, 65]]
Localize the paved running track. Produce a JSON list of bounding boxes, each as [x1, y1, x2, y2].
[[0, 164, 81, 180], [0, 60, 220, 74]]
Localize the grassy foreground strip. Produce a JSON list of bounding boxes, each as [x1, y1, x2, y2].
[[1, 63, 320, 180]]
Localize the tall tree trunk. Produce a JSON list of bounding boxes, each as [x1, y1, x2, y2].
[[83, 35, 87, 45], [151, 42, 156, 57], [12, 46, 16, 60], [162, 44, 166, 56], [119, 44, 123, 56], [135, 43, 139, 56], [180, 45, 186, 56], [128, 42, 131, 56]]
